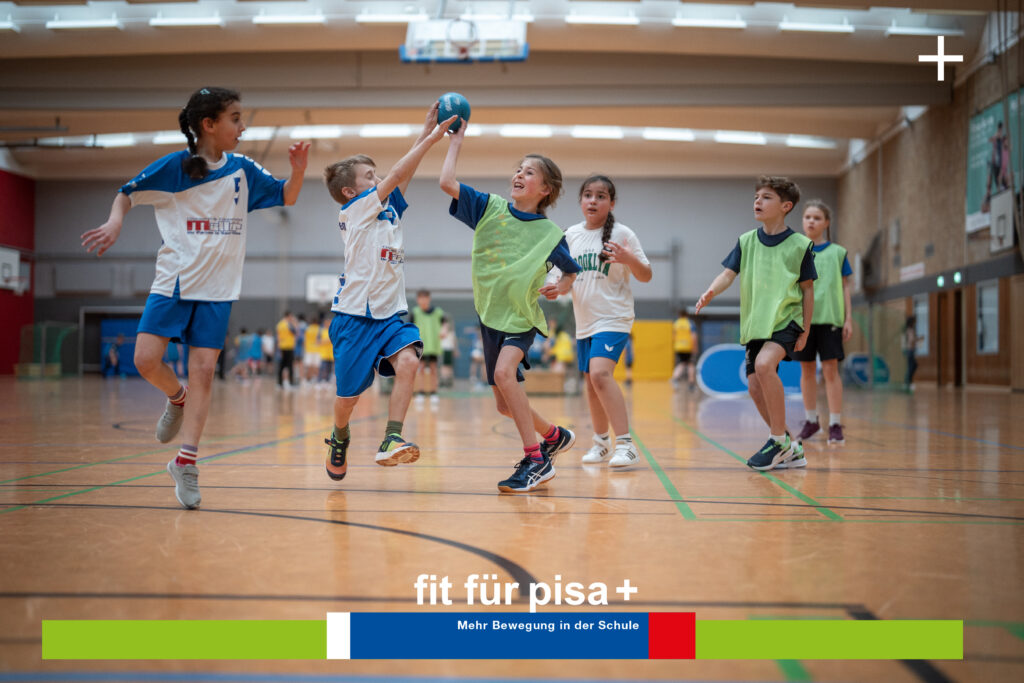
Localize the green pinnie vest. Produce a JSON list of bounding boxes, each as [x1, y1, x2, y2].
[[738, 229, 814, 344], [810, 242, 847, 327], [472, 195, 565, 335], [412, 306, 444, 355]]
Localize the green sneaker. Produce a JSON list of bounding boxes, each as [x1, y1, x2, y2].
[[375, 434, 420, 467]]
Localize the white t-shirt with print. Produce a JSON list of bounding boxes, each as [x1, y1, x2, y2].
[[561, 221, 650, 339]]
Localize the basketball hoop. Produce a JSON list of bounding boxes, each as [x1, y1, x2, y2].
[[2, 275, 30, 295], [446, 18, 479, 61]]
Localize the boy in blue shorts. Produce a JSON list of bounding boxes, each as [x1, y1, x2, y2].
[[321, 102, 455, 481], [696, 176, 816, 471]]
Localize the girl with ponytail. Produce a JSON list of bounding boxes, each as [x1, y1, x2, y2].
[[82, 87, 311, 510], [550, 175, 652, 468]]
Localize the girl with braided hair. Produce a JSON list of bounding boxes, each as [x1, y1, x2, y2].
[[550, 175, 652, 468], [82, 87, 310, 509]]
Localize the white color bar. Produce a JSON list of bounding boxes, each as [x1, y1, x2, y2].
[[326, 612, 351, 660]]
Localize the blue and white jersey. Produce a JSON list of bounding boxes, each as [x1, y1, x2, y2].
[[121, 150, 285, 301], [330, 186, 410, 319]]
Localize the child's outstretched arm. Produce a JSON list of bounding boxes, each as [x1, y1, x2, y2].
[[81, 193, 131, 257], [695, 268, 736, 313], [380, 106, 456, 201], [439, 123, 467, 199], [841, 275, 853, 341], [282, 141, 311, 206], [795, 280, 814, 351]]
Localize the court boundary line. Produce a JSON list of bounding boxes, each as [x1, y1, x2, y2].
[[631, 429, 697, 519]]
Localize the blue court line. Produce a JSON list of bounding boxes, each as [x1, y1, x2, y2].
[[851, 416, 1024, 451]]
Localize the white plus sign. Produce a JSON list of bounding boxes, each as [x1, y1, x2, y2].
[[918, 35, 963, 82], [615, 579, 638, 601]]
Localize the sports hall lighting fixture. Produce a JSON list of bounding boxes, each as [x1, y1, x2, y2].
[[150, 15, 225, 29], [570, 126, 624, 140], [785, 136, 837, 150], [355, 11, 429, 24], [778, 18, 854, 34], [359, 125, 414, 138], [46, 14, 124, 31], [0, 16, 19, 32], [642, 128, 695, 142], [252, 13, 327, 26], [885, 22, 964, 38], [241, 127, 276, 141], [290, 126, 342, 139], [714, 130, 767, 145], [94, 134, 136, 148], [672, 17, 747, 30], [460, 13, 535, 23], [153, 131, 187, 145], [564, 13, 639, 26], [499, 125, 553, 138]]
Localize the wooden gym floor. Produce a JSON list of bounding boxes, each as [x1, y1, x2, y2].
[[0, 375, 1022, 682]]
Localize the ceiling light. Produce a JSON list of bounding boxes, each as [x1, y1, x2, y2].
[[150, 15, 225, 29], [714, 130, 767, 145], [642, 127, 695, 142], [290, 126, 342, 139], [779, 18, 854, 34], [241, 127, 277, 141], [94, 134, 136, 148], [565, 14, 639, 26], [359, 125, 414, 138], [0, 16, 20, 32], [886, 22, 964, 38], [570, 126, 624, 140], [499, 125, 553, 138], [355, 12, 429, 24], [253, 13, 327, 26], [460, 13, 534, 23], [785, 136, 837, 150], [672, 17, 747, 30], [153, 131, 187, 145], [47, 15, 123, 31]]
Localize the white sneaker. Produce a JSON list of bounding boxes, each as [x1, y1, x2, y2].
[[430, 394, 440, 406], [155, 393, 186, 443], [608, 441, 640, 468], [166, 459, 201, 509], [581, 435, 611, 464]]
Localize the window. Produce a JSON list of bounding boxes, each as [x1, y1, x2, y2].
[[977, 281, 999, 354], [913, 294, 928, 356]]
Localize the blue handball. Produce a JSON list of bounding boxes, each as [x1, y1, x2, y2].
[[438, 92, 471, 134]]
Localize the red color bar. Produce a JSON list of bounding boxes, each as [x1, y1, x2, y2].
[[648, 612, 696, 659]]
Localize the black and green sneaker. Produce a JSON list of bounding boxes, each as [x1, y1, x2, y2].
[[746, 436, 793, 471], [325, 435, 350, 481], [375, 434, 420, 467]]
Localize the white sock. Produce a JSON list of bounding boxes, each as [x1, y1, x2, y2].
[[805, 409, 818, 423], [595, 432, 610, 443], [770, 433, 786, 444], [830, 413, 841, 426], [615, 434, 632, 444]]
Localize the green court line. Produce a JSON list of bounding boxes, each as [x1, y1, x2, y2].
[[631, 429, 697, 520], [669, 415, 843, 521], [966, 620, 1024, 640], [0, 424, 332, 516], [684, 518, 1024, 526], [776, 659, 813, 681]]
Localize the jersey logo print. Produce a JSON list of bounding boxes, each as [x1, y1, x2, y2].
[[604, 344, 615, 352], [379, 246, 404, 264], [377, 205, 398, 224], [234, 177, 241, 205]]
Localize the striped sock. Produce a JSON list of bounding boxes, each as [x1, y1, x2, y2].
[[541, 425, 559, 445], [525, 443, 543, 462], [175, 444, 198, 467], [169, 386, 187, 406]]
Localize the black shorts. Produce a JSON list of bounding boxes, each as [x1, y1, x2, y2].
[[744, 321, 802, 377], [420, 354, 440, 364], [789, 324, 845, 362], [675, 352, 693, 364], [479, 321, 537, 386]]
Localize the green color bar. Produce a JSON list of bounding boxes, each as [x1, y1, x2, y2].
[[42, 620, 326, 660], [696, 620, 963, 660]]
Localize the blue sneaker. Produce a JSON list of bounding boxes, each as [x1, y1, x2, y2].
[[747, 437, 793, 471], [543, 426, 576, 461], [498, 454, 555, 493], [325, 435, 350, 481]]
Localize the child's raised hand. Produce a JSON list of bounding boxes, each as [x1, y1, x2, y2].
[[431, 115, 459, 142], [695, 288, 714, 314], [81, 221, 122, 257], [422, 101, 441, 137], [602, 240, 634, 265], [288, 141, 311, 171]]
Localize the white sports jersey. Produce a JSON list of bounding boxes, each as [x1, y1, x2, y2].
[[330, 186, 410, 319], [121, 150, 285, 301], [563, 221, 650, 338]]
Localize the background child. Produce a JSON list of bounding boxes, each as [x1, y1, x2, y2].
[[81, 86, 309, 509], [321, 102, 454, 481], [440, 123, 581, 493], [791, 200, 852, 446], [553, 174, 652, 468], [695, 176, 816, 471], [411, 289, 444, 405], [671, 310, 698, 391]]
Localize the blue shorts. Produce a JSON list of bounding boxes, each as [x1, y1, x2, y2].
[[330, 313, 422, 397], [577, 332, 630, 373], [479, 321, 537, 386], [137, 281, 232, 350]]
